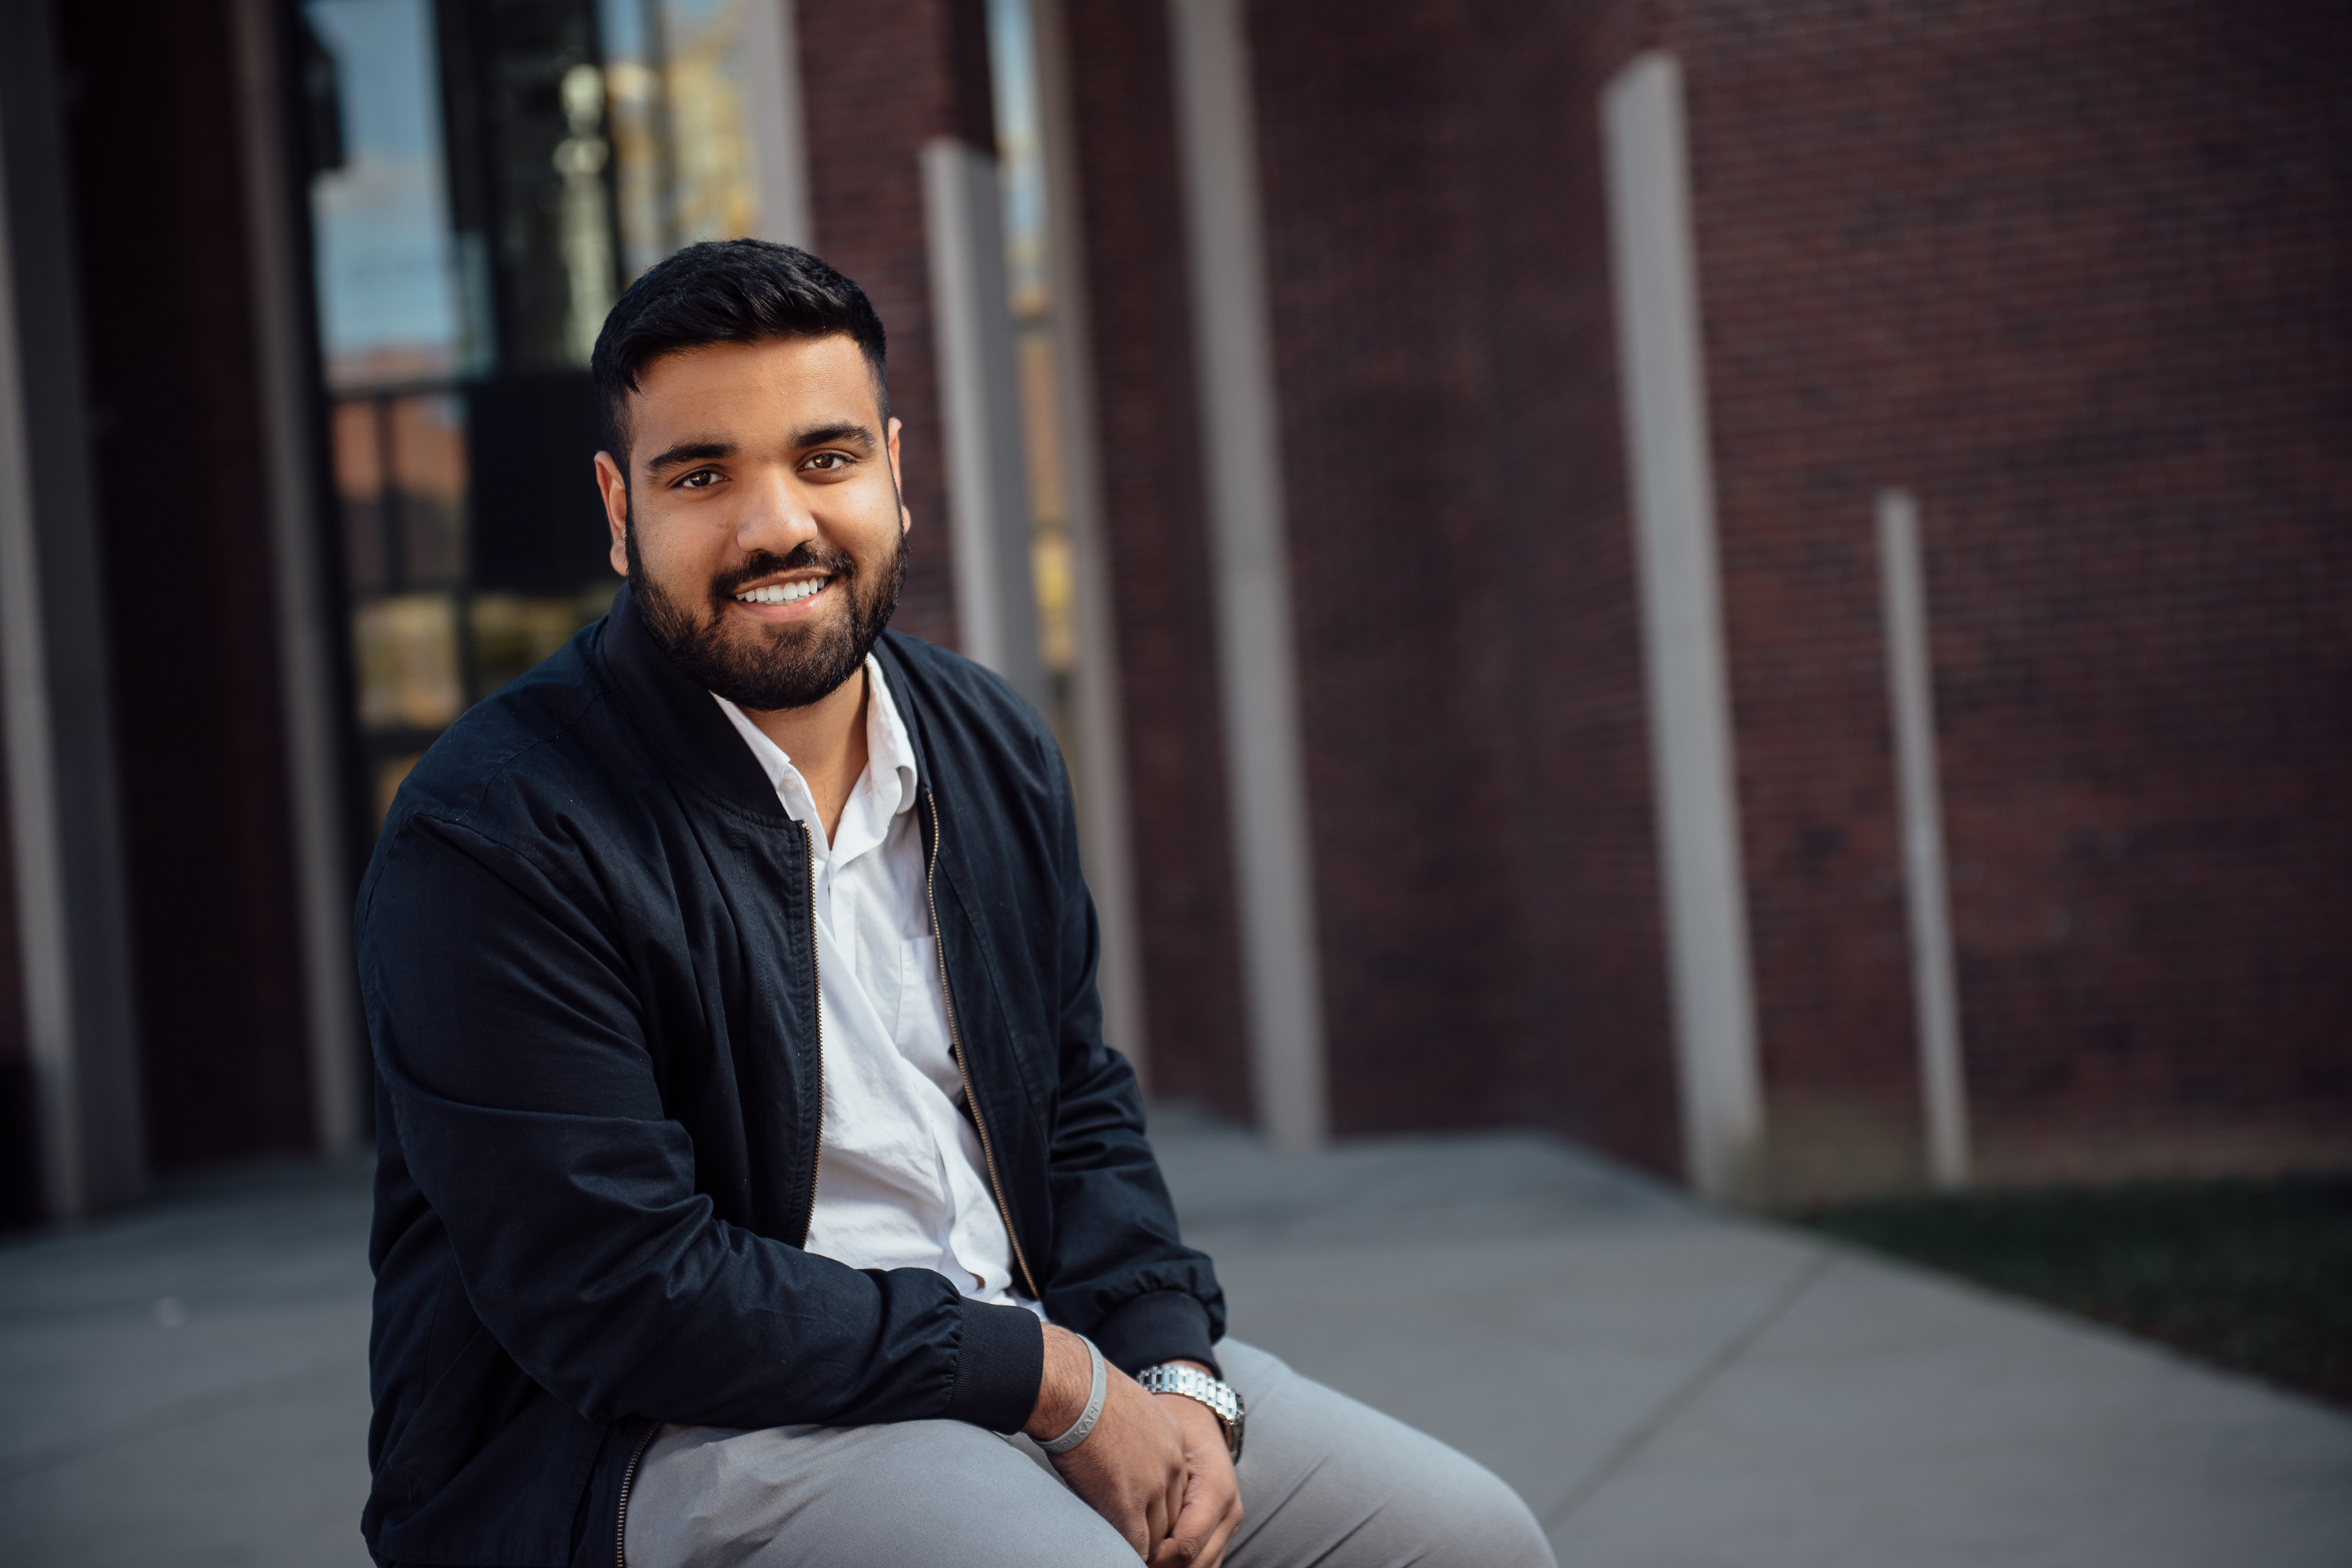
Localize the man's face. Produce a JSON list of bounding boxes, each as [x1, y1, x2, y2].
[[593, 333, 909, 711]]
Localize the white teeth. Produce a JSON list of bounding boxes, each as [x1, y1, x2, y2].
[[736, 578, 826, 605]]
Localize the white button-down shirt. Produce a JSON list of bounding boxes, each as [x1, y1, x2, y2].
[[714, 662, 1032, 1312]]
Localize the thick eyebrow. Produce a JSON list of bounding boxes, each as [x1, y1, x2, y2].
[[793, 421, 878, 454], [641, 439, 735, 478], [640, 423, 876, 480]]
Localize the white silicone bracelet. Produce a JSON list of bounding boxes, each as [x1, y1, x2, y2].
[[1039, 1337, 1108, 1455]]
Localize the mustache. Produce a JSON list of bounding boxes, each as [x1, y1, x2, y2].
[[706, 543, 858, 604]]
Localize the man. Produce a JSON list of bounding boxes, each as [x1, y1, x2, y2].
[[360, 239, 1553, 1568]]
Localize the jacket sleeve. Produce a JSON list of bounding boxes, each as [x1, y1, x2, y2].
[[361, 813, 1044, 1432], [1029, 746, 1228, 1374]]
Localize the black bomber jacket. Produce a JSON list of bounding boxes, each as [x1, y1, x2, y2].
[[358, 584, 1225, 1567]]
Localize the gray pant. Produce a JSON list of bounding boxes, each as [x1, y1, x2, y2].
[[622, 1340, 1556, 1567]]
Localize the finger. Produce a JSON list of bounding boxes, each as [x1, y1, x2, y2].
[[1145, 1486, 1173, 1558], [1150, 1516, 1203, 1566], [1193, 1496, 1243, 1568], [1186, 1456, 1244, 1568], [1157, 1471, 1232, 1567], [1149, 1501, 1222, 1568]]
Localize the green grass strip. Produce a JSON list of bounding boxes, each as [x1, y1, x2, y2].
[[1794, 1174, 2352, 1409]]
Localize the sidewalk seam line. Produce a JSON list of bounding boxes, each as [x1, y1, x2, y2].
[[1539, 1243, 1836, 1534]]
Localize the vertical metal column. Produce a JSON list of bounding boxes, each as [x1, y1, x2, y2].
[[1167, 0, 1326, 1149], [1602, 52, 1765, 1200], [1876, 489, 1970, 1188]]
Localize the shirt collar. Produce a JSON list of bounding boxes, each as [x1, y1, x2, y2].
[[862, 659, 920, 818], [711, 656, 920, 823]]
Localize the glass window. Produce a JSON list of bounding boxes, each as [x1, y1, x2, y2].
[[389, 393, 470, 588], [309, 0, 759, 828], [304, 0, 800, 828], [306, 0, 463, 387], [354, 593, 466, 733], [329, 397, 387, 594], [598, 0, 760, 283]]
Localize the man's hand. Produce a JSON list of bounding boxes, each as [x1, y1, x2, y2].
[[1025, 1325, 1188, 1557], [1147, 1364, 1242, 1568]]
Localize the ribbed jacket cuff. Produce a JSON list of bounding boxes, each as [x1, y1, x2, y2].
[[1091, 1289, 1220, 1378], [944, 1299, 1046, 1432]]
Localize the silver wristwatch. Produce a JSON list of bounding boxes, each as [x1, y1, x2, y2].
[[1135, 1363, 1246, 1462]]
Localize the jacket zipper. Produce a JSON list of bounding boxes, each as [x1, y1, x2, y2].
[[798, 820, 825, 1245], [926, 789, 1042, 1301], [614, 1419, 659, 1568], [620, 825, 823, 1566], [616, 808, 1024, 1564]]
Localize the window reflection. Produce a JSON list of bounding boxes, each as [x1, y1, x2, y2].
[[988, 0, 1076, 732], [658, 2, 759, 248], [470, 589, 623, 697], [306, 0, 463, 387], [330, 397, 387, 594], [309, 0, 774, 825], [390, 394, 469, 587], [354, 593, 466, 731], [555, 64, 618, 363], [599, 0, 760, 283], [434, 0, 614, 373]]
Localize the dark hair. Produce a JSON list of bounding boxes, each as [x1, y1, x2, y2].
[[590, 238, 890, 461]]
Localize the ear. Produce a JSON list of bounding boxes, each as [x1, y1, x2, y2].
[[594, 451, 630, 576], [886, 417, 911, 538]]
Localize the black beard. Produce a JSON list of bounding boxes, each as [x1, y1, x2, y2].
[[629, 528, 906, 711]]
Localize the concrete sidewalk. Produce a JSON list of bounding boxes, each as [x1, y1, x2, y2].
[[3, 1122, 2348, 1566]]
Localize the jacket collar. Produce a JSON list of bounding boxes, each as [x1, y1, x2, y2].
[[598, 582, 793, 820], [597, 581, 935, 817]]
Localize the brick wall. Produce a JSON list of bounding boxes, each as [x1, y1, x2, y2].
[[1244, 0, 1523, 1137], [1056, 0, 2347, 1189], [1234, 0, 1682, 1165], [1661, 0, 2352, 1189], [1050, 0, 1684, 1167], [1060, 2, 1254, 1120], [796, 0, 996, 650], [1456, 0, 1680, 1169]]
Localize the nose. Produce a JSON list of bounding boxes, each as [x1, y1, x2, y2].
[[733, 463, 821, 557]]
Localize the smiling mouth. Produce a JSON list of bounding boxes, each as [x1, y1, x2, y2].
[[734, 576, 830, 607]]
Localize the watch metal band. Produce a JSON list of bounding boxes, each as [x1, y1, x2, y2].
[[1135, 1363, 1246, 1462], [1039, 1337, 1108, 1455]]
